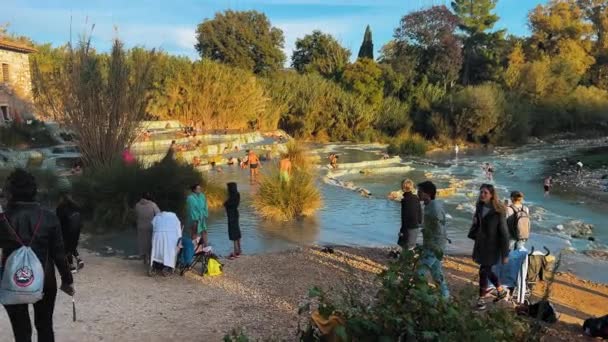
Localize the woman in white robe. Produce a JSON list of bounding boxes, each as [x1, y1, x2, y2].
[[150, 212, 182, 272]]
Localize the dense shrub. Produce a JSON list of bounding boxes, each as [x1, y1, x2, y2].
[[447, 83, 505, 141], [387, 134, 429, 156], [298, 248, 537, 341], [0, 121, 56, 148], [374, 96, 411, 137], [253, 141, 322, 221], [72, 151, 224, 229]]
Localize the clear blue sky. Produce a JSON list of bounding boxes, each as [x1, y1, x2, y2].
[[3, 0, 546, 62]]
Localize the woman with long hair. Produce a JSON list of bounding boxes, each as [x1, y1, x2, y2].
[[469, 184, 510, 310]]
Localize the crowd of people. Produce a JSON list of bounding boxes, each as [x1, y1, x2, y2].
[[397, 176, 532, 310]]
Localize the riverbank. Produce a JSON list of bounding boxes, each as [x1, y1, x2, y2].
[[2, 246, 605, 341]]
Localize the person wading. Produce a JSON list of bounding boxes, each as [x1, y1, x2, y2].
[[398, 179, 422, 250], [0, 169, 75, 342], [248, 150, 261, 184], [279, 155, 292, 183], [469, 184, 510, 310]]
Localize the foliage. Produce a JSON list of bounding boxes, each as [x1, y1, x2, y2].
[[31, 37, 155, 169], [357, 25, 374, 60], [447, 83, 505, 141], [386, 134, 428, 156], [71, 151, 224, 229], [195, 10, 285, 74], [298, 248, 536, 341], [0, 121, 56, 148], [394, 5, 462, 88], [263, 72, 375, 141], [29, 43, 68, 121], [223, 329, 249, 342], [374, 96, 411, 136], [149, 59, 271, 130], [341, 58, 384, 109], [291, 30, 351, 80]]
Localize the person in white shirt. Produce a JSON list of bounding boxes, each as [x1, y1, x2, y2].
[[576, 160, 583, 176], [505, 191, 530, 250]]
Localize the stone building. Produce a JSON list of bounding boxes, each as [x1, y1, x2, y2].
[[0, 38, 36, 125]]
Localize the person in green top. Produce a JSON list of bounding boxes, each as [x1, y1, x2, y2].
[[186, 183, 209, 247], [416, 180, 450, 299]]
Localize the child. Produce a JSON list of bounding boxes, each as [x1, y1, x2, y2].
[[224, 182, 242, 259], [417, 180, 450, 299]]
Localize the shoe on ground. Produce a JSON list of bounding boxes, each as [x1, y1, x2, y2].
[[70, 265, 77, 274], [494, 288, 509, 302], [476, 298, 487, 310], [77, 259, 84, 270]]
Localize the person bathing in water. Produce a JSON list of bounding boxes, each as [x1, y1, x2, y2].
[[482, 163, 494, 181], [279, 154, 292, 183], [248, 150, 261, 183], [544, 176, 553, 197], [329, 154, 339, 169]]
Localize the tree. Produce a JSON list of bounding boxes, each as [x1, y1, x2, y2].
[[341, 58, 384, 109], [451, 0, 505, 84], [32, 37, 156, 168], [394, 5, 462, 89], [448, 84, 505, 141], [291, 30, 350, 80], [195, 10, 285, 74], [577, 0, 608, 89], [357, 25, 374, 59]]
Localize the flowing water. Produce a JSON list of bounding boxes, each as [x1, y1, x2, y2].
[[89, 140, 608, 283]]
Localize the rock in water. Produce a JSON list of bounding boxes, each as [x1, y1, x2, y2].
[[554, 220, 594, 238]]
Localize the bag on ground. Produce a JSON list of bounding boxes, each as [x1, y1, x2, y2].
[[528, 300, 559, 323], [205, 257, 223, 276], [583, 315, 608, 338], [0, 214, 45, 305], [508, 205, 531, 240]]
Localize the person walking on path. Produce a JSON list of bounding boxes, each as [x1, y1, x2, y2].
[[135, 192, 160, 264], [398, 179, 422, 250], [416, 181, 450, 299], [469, 183, 510, 310], [279, 155, 292, 183], [56, 193, 84, 272], [224, 182, 242, 259], [544, 176, 553, 197], [506, 191, 530, 250], [0, 169, 75, 342], [186, 184, 209, 247]]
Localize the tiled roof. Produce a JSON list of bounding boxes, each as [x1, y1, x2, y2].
[[0, 39, 37, 54]]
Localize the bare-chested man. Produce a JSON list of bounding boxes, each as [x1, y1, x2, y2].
[[279, 154, 292, 183], [248, 150, 261, 183]]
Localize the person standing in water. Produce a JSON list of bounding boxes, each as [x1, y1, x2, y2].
[[186, 184, 209, 247], [398, 179, 422, 250], [248, 150, 261, 183], [224, 182, 242, 259], [454, 144, 459, 155], [279, 154, 292, 183], [576, 160, 583, 176], [470, 184, 510, 310], [416, 181, 450, 299], [544, 176, 553, 196]]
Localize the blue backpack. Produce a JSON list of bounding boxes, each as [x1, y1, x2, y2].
[[0, 212, 45, 305]]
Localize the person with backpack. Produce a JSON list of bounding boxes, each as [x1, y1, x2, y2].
[[506, 191, 530, 250], [469, 184, 510, 310], [0, 168, 74, 342], [56, 192, 84, 273]]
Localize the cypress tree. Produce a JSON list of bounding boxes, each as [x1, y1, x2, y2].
[[357, 25, 374, 60]]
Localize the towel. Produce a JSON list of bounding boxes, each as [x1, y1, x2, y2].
[[150, 212, 182, 268]]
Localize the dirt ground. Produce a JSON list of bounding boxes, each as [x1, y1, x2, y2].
[[1, 247, 606, 341]]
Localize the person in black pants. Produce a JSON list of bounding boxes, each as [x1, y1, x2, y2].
[[56, 192, 84, 272], [398, 179, 422, 249], [0, 169, 75, 342]]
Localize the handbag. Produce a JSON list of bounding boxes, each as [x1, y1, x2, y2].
[[467, 224, 478, 240]]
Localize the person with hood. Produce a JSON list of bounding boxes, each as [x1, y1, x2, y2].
[[135, 192, 160, 264], [224, 182, 242, 259], [398, 179, 422, 249], [469, 183, 510, 310], [0, 169, 74, 341]]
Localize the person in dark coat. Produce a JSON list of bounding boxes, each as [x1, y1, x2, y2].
[[0, 169, 75, 342], [224, 182, 241, 259], [469, 183, 510, 310], [398, 179, 422, 249], [56, 192, 84, 272]]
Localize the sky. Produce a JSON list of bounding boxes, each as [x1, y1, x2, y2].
[[3, 0, 547, 63]]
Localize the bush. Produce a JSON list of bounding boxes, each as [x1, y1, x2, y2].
[[72, 151, 224, 229], [0, 121, 56, 148], [298, 248, 537, 341], [374, 96, 412, 137], [387, 134, 429, 156], [448, 84, 505, 141], [253, 142, 321, 221]]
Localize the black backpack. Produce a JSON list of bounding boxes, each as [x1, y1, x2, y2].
[[584, 315, 608, 338]]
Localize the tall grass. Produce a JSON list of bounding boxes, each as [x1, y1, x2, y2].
[[253, 140, 322, 221], [387, 134, 429, 156]]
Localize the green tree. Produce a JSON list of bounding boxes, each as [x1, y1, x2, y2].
[[341, 58, 384, 109], [357, 25, 374, 60], [451, 0, 505, 84], [447, 83, 505, 141], [375, 96, 411, 136], [195, 10, 285, 74], [291, 30, 350, 80], [577, 0, 608, 89], [394, 6, 462, 89]]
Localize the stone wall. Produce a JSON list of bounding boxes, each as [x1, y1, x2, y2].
[[0, 49, 32, 98]]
